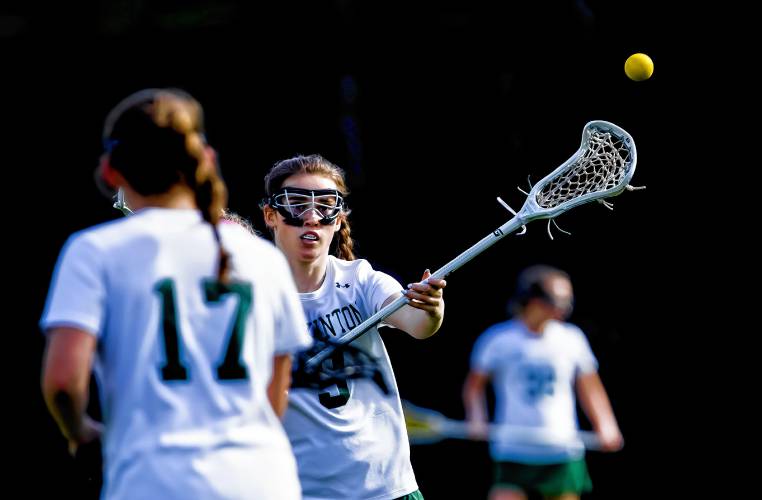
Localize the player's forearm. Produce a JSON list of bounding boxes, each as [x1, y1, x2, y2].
[[464, 397, 488, 424], [43, 384, 90, 442], [388, 301, 444, 339], [577, 372, 619, 433], [577, 372, 624, 451], [462, 374, 488, 423], [42, 328, 96, 442], [405, 304, 444, 339], [268, 354, 293, 418], [463, 373, 490, 439], [386, 272, 446, 338]]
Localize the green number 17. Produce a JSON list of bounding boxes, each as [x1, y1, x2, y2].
[[155, 278, 253, 382]]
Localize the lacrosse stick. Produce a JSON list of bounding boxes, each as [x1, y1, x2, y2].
[[402, 400, 603, 450], [305, 120, 639, 370]]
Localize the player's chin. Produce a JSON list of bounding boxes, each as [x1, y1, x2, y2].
[[296, 244, 324, 260]]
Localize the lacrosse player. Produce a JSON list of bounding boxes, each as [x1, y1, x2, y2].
[[260, 154, 447, 500], [40, 88, 311, 499], [463, 265, 623, 500]]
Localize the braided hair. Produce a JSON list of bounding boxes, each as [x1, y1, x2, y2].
[[102, 88, 231, 281]]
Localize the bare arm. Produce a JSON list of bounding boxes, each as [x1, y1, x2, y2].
[[462, 370, 491, 438], [576, 371, 624, 451], [386, 269, 446, 339], [41, 327, 103, 454], [267, 354, 293, 418]]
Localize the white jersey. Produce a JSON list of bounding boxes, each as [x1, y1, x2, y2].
[[40, 208, 312, 500], [283, 256, 418, 500], [470, 319, 598, 464]]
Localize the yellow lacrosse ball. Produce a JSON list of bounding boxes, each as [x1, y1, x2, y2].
[[624, 53, 654, 81]]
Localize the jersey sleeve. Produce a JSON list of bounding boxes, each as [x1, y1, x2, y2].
[[39, 233, 106, 338], [470, 328, 500, 374], [270, 250, 312, 354], [572, 326, 599, 376], [356, 260, 404, 313]]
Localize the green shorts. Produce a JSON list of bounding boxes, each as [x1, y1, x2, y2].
[[395, 489, 424, 500], [493, 459, 592, 496]]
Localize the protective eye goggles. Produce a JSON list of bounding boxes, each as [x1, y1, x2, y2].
[[263, 187, 345, 226], [541, 293, 574, 318], [513, 280, 574, 318]]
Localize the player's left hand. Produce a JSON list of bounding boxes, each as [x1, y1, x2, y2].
[[404, 269, 446, 316], [597, 424, 624, 452], [68, 415, 104, 457]]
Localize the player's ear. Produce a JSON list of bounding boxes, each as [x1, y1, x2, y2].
[[263, 205, 278, 229], [333, 211, 347, 233]]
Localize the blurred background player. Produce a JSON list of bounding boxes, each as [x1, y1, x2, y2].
[[260, 154, 447, 499], [40, 88, 311, 499], [462, 265, 623, 500]]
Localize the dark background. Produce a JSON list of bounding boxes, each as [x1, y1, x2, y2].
[[5, 1, 702, 498]]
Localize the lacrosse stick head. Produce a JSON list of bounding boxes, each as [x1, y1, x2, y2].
[[518, 120, 637, 221]]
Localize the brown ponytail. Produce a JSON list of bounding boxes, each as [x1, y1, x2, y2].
[[335, 218, 356, 261]]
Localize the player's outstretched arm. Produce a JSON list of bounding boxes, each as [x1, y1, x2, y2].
[[387, 269, 446, 339]]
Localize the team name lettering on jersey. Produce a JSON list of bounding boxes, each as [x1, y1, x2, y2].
[[307, 301, 363, 339]]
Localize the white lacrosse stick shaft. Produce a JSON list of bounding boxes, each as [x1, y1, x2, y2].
[[438, 419, 603, 450], [305, 216, 524, 369], [304, 120, 637, 370]]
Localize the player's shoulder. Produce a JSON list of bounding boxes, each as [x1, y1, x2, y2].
[[72, 208, 203, 250], [487, 319, 522, 335], [478, 319, 522, 344], [221, 225, 290, 273], [328, 256, 375, 280], [220, 222, 275, 253], [547, 320, 585, 335], [331, 256, 372, 272], [546, 320, 587, 342], [331, 257, 402, 289], [65, 216, 134, 253]]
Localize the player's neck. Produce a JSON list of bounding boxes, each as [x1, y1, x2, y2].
[[519, 311, 549, 334], [290, 255, 329, 293], [123, 184, 197, 211]]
